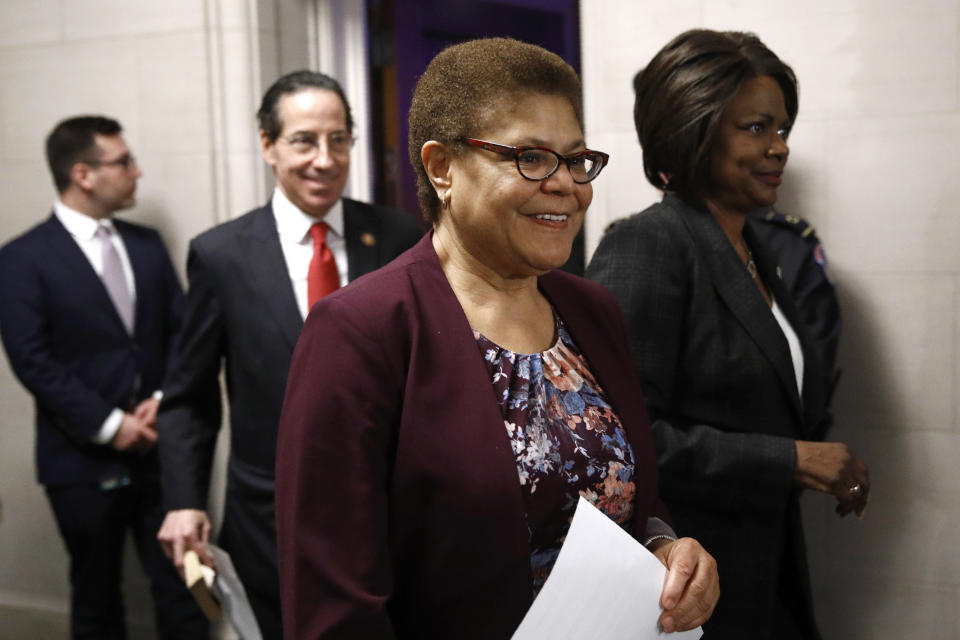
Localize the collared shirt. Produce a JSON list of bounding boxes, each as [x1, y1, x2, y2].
[[54, 201, 141, 445], [55, 201, 137, 301], [272, 188, 349, 320]]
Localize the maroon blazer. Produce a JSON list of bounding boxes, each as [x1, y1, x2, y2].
[[275, 234, 670, 639]]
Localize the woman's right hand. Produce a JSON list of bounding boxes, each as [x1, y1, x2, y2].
[[650, 537, 719, 632], [794, 441, 870, 517]]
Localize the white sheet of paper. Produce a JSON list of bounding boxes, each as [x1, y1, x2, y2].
[[511, 497, 702, 640], [208, 544, 264, 640]]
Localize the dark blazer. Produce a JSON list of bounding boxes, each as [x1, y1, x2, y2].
[[156, 198, 421, 600], [0, 214, 183, 486], [275, 233, 671, 639], [752, 209, 842, 424], [586, 193, 827, 640]]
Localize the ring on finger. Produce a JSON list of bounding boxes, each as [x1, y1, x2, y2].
[[849, 483, 863, 497]]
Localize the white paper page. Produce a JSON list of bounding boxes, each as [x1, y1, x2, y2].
[[208, 544, 264, 640], [512, 497, 702, 640]]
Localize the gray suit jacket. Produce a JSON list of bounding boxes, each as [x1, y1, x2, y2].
[[587, 193, 826, 640]]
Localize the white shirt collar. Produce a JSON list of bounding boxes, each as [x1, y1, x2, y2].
[[271, 188, 344, 243], [54, 201, 114, 240]]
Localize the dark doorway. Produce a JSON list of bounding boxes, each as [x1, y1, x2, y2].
[[367, 0, 585, 274]]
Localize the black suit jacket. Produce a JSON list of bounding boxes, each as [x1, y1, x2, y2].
[[0, 214, 183, 487], [587, 193, 827, 639], [158, 198, 421, 512]]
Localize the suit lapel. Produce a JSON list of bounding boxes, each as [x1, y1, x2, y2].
[[413, 234, 531, 553], [672, 197, 804, 417], [342, 199, 378, 281], [239, 205, 303, 349], [748, 221, 826, 434], [44, 214, 129, 335]]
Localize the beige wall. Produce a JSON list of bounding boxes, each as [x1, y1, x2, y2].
[[582, 1, 959, 638], [0, 0, 313, 634]]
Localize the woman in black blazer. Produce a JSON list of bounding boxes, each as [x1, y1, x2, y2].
[[587, 29, 870, 639]]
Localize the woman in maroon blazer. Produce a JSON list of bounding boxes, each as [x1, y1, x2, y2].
[[275, 38, 719, 639]]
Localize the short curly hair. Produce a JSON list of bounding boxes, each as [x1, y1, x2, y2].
[[408, 37, 582, 224], [633, 29, 798, 196]]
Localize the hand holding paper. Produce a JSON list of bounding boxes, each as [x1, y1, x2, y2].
[[157, 508, 213, 579], [512, 497, 716, 639], [648, 536, 718, 632]]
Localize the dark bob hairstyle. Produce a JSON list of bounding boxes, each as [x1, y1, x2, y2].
[[633, 29, 798, 195], [408, 37, 582, 223]]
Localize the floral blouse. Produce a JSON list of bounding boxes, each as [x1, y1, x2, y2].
[[475, 314, 637, 595]]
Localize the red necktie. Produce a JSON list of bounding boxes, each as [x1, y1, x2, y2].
[[307, 222, 340, 309]]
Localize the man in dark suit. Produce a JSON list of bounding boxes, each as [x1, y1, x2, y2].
[[0, 116, 207, 639], [156, 70, 421, 639]]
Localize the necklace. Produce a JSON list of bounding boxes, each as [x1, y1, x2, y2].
[[743, 243, 758, 280]]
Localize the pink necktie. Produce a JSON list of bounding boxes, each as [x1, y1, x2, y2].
[[97, 225, 134, 333]]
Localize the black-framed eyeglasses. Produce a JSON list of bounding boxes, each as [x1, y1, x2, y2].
[[85, 154, 138, 170], [461, 138, 609, 184]]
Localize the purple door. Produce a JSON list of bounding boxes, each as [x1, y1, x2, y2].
[[367, 0, 585, 273]]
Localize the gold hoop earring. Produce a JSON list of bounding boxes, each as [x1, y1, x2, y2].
[[440, 191, 450, 210]]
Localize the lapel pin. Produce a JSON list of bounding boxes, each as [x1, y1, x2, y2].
[[776, 266, 783, 280], [361, 232, 376, 247]]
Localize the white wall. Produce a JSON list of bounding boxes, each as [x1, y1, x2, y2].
[[0, 0, 314, 635], [582, 1, 959, 638]]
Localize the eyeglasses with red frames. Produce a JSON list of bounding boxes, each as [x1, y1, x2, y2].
[[460, 138, 609, 184]]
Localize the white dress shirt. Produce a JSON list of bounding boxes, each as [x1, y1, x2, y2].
[[55, 202, 139, 445], [55, 202, 137, 302], [771, 297, 805, 396], [271, 188, 349, 320]]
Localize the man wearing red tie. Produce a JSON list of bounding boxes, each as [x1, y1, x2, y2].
[[155, 71, 421, 639]]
